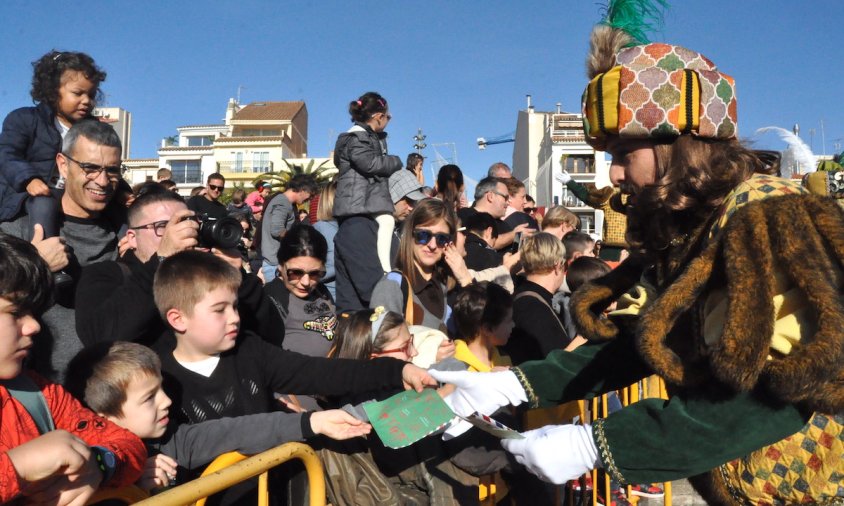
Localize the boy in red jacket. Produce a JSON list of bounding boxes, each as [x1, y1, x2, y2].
[[0, 232, 145, 504]]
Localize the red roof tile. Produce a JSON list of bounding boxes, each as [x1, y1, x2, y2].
[[233, 101, 304, 121]]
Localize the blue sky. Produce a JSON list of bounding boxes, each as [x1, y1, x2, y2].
[[1, 1, 842, 186]]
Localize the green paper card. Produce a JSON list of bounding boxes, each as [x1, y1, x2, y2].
[[363, 389, 455, 449]]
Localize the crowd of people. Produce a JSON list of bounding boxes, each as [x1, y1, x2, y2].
[[1, 1, 844, 504]]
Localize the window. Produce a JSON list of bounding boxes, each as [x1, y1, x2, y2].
[[563, 155, 594, 174], [170, 160, 201, 184], [240, 128, 281, 137], [252, 152, 270, 173], [576, 213, 595, 234], [232, 152, 243, 172], [560, 187, 585, 208], [187, 136, 214, 147]]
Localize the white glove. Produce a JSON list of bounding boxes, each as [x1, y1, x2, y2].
[[554, 170, 572, 184], [502, 424, 599, 484], [430, 369, 527, 439]]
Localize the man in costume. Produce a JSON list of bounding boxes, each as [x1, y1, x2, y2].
[[432, 1, 844, 504]]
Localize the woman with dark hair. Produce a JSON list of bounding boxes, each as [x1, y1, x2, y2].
[[264, 225, 337, 409], [370, 199, 456, 332], [432, 3, 844, 503], [434, 164, 465, 212]]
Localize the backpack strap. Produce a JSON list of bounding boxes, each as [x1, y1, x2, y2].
[[514, 291, 570, 341], [386, 270, 414, 325], [1, 374, 55, 435]]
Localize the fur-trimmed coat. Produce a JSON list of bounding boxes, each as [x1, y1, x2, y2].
[[515, 188, 844, 505]]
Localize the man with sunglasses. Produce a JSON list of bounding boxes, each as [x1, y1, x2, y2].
[[186, 172, 227, 220], [0, 120, 128, 381], [457, 176, 531, 252], [76, 187, 282, 349]]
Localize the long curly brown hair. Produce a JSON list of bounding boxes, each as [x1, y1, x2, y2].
[[625, 135, 777, 256]]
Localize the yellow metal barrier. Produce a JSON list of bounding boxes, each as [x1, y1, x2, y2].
[[194, 452, 249, 506], [132, 442, 325, 506]]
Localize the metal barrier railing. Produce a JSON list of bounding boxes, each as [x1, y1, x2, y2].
[[127, 442, 324, 506]]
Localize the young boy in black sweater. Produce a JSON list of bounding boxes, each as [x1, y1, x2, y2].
[[151, 250, 434, 428]]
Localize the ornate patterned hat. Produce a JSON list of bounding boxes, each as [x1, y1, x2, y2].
[[581, 1, 738, 151]]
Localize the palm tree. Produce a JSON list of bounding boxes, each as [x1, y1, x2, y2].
[[256, 159, 336, 191]]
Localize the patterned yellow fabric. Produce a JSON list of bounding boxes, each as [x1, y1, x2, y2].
[[705, 176, 843, 503], [719, 413, 844, 505], [708, 174, 809, 242]]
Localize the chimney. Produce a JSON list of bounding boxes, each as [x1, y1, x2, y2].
[[225, 98, 237, 124], [556, 102, 562, 114], [526, 94, 534, 112]]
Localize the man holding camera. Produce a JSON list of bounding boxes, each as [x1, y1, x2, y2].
[[76, 188, 282, 348], [187, 172, 228, 219]]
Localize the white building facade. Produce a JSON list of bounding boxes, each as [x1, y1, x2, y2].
[[511, 103, 610, 237]]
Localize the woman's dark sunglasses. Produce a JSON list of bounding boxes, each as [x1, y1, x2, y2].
[[285, 268, 326, 281], [412, 229, 452, 248]]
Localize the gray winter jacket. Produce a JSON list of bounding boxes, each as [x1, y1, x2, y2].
[[333, 123, 402, 218]]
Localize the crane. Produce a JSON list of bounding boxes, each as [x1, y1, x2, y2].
[[477, 131, 515, 150]]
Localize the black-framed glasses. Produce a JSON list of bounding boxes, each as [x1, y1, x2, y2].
[[129, 220, 168, 237], [490, 190, 510, 201], [285, 268, 326, 281], [412, 229, 452, 248], [208, 184, 225, 192], [377, 339, 414, 356], [63, 154, 125, 179]]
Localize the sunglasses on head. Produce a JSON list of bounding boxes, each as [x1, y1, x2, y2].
[[412, 229, 452, 248], [285, 268, 326, 281], [209, 184, 224, 191]]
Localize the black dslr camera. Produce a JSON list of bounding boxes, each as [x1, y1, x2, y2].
[[193, 214, 243, 250]]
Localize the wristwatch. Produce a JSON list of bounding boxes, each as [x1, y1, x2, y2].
[[91, 446, 117, 484]]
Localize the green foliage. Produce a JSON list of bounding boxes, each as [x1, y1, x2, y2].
[[256, 159, 337, 192], [600, 0, 668, 45]]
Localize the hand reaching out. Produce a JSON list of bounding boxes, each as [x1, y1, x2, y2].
[[309, 409, 372, 440]]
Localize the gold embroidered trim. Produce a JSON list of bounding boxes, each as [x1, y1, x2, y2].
[[511, 367, 538, 408], [593, 418, 627, 485]]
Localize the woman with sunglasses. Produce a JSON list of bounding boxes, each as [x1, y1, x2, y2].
[[264, 224, 337, 410], [370, 198, 456, 333]]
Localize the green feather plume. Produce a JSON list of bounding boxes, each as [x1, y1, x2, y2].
[[599, 0, 668, 45]]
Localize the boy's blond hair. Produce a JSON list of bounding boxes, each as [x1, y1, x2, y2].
[[153, 250, 241, 320], [542, 205, 580, 231], [67, 342, 161, 417], [521, 232, 566, 275]]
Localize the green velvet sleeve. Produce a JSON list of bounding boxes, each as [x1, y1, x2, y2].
[[514, 337, 652, 409], [593, 389, 809, 485], [566, 179, 597, 207]]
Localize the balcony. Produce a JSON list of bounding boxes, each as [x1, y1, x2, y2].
[[216, 160, 274, 174]]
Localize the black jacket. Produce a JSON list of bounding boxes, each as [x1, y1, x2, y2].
[[0, 103, 62, 220], [463, 233, 502, 271], [501, 279, 570, 365]]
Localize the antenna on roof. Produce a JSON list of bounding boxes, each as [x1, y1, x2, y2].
[[236, 85, 246, 105]]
